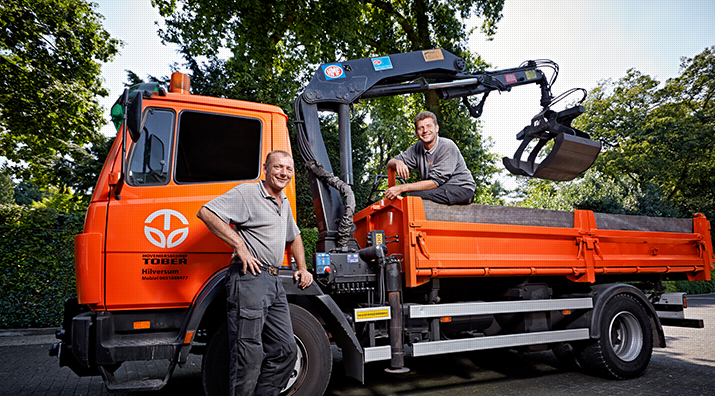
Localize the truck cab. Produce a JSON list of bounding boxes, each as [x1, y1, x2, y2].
[[63, 73, 306, 391]]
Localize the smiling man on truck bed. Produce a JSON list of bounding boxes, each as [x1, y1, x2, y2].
[[384, 111, 476, 205]]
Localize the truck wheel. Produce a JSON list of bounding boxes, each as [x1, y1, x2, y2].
[[281, 303, 332, 396], [202, 303, 332, 396], [579, 294, 653, 379]]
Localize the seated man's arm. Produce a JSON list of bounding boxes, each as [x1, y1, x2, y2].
[[387, 158, 410, 180], [384, 179, 437, 200], [385, 148, 436, 199]]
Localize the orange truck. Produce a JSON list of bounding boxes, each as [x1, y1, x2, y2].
[[51, 49, 713, 395]]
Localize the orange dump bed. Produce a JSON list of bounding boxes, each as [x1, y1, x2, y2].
[[353, 197, 714, 288]]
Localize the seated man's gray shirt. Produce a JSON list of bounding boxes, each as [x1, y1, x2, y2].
[[203, 181, 300, 268], [395, 137, 476, 191]]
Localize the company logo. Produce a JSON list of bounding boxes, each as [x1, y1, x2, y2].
[[322, 64, 345, 80], [144, 209, 189, 249], [371, 56, 393, 71]]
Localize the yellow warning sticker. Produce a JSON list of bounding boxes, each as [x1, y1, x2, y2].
[[525, 70, 537, 80], [422, 49, 444, 62], [376, 233, 384, 245], [355, 307, 391, 322]]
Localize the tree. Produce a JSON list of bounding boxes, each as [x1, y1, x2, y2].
[[153, 0, 507, 224], [0, 0, 120, 189], [572, 46, 715, 219]]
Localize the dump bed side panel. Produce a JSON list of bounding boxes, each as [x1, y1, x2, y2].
[[353, 198, 713, 288]]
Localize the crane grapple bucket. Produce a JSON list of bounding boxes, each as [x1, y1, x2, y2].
[[502, 106, 601, 181]]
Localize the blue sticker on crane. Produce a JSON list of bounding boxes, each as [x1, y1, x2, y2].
[[347, 253, 359, 263], [372, 56, 393, 71], [322, 64, 346, 80]]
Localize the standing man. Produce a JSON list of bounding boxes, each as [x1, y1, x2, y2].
[[384, 111, 476, 205], [197, 150, 313, 396]]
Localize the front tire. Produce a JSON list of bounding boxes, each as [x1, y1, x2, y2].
[[202, 303, 332, 396], [579, 294, 653, 379]]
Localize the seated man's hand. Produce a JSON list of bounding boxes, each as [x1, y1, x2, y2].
[[393, 160, 410, 180], [384, 184, 406, 200]]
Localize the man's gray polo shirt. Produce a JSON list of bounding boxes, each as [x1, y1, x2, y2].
[[203, 181, 300, 268], [395, 137, 476, 191]]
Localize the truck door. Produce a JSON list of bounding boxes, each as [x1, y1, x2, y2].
[[105, 106, 268, 311]]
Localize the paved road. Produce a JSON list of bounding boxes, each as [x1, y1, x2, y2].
[[1, 294, 713, 395]]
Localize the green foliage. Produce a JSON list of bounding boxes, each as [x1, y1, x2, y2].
[[56, 136, 115, 197], [0, 204, 83, 328], [13, 181, 48, 205], [0, 0, 120, 189], [517, 169, 683, 217], [300, 227, 319, 264], [664, 273, 715, 295], [0, 171, 13, 204]]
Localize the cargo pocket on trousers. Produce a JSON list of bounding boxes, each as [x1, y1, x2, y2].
[[238, 307, 263, 340]]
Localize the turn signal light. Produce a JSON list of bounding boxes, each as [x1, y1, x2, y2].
[[183, 330, 195, 344]]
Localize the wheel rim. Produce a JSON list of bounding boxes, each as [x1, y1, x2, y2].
[[608, 311, 643, 362], [281, 335, 306, 394]]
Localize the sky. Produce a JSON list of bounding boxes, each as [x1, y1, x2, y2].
[[95, 0, 715, 185]]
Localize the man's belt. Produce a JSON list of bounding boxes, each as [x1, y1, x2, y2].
[[230, 257, 279, 275], [262, 265, 279, 276]]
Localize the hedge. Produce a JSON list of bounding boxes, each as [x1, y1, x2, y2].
[[0, 205, 83, 328]]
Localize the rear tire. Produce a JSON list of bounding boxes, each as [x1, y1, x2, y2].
[[202, 304, 332, 396], [579, 294, 653, 379]]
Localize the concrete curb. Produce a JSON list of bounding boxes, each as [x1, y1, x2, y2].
[[0, 328, 59, 337]]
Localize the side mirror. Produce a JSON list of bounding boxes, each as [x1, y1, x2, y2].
[[127, 94, 143, 142]]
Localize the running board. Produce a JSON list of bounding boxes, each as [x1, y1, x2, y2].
[[412, 328, 590, 357]]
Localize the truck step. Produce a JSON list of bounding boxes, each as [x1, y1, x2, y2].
[[98, 361, 176, 391]]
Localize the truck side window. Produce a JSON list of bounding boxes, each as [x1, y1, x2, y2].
[[175, 111, 261, 183], [127, 108, 175, 186]]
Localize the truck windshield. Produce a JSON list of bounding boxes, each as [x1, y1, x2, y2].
[[127, 108, 175, 186]]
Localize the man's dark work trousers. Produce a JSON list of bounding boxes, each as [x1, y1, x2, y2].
[[411, 183, 474, 205], [225, 263, 297, 396]]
